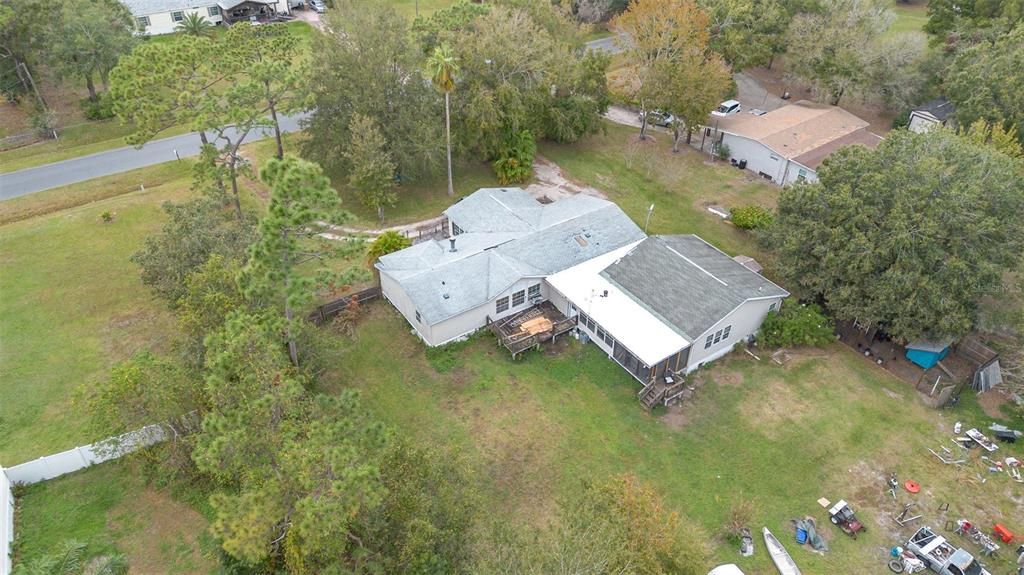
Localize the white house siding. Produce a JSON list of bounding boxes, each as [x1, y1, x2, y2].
[[137, 6, 222, 35], [781, 160, 817, 187], [134, 0, 289, 35], [380, 273, 433, 344], [720, 133, 788, 184], [684, 297, 783, 372], [411, 278, 548, 347], [908, 114, 940, 134]]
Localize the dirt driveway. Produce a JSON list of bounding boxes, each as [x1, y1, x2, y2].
[[292, 6, 323, 29]]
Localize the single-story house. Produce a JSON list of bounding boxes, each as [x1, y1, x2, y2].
[[377, 188, 789, 384], [123, 0, 294, 35], [707, 100, 882, 186], [908, 98, 955, 134]]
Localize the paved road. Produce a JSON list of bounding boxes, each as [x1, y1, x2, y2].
[[0, 113, 306, 200], [586, 34, 624, 54]]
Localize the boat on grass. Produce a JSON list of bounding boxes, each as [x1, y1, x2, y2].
[[763, 527, 801, 575]]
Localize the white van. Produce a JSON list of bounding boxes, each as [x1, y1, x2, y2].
[[711, 100, 742, 117]]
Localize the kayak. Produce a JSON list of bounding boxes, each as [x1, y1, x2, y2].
[[763, 527, 801, 575]]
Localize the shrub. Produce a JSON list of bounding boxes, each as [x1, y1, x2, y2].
[[730, 205, 774, 230], [28, 107, 57, 138], [80, 92, 115, 120], [715, 142, 731, 161], [100, 211, 114, 223], [493, 130, 536, 185], [892, 110, 910, 130], [757, 303, 834, 348]]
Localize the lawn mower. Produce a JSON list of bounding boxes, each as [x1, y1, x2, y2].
[[828, 499, 866, 538]]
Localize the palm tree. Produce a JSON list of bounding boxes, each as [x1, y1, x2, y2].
[[427, 44, 459, 197], [176, 13, 213, 37]]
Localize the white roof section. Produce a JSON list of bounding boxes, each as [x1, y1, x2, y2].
[[378, 188, 645, 325], [122, 0, 219, 16], [547, 241, 690, 366]]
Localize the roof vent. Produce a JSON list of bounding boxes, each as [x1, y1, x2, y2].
[[443, 293, 450, 299], [449, 238, 457, 252]]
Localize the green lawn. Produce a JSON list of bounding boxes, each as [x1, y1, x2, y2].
[[14, 461, 217, 573], [540, 121, 780, 260], [327, 160, 500, 229], [0, 173, 192, 464], [384, 0, 459, 20], [318, 305, 1024, 574], [889, 1, 929, 35]]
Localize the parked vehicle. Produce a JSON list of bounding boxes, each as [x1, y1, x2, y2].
[[901, 527, 991, 575], [638, 109, 674, 127], [709, 566, 745, 575], [712, 99, 742, 117], [309, 0, 326, 13]]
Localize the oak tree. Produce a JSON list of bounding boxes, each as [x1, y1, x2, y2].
[[767, 128, 1024, 341]]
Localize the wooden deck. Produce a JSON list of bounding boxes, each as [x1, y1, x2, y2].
[[488, 301, 576, 358]]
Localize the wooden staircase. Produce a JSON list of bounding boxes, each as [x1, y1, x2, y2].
[[639, 372, 692, 410], [639, 381, 666, 410]]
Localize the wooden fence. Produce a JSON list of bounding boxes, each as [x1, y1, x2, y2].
[[307, 287, 381, 324]]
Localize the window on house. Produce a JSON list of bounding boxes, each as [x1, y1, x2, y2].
[[496, 297, 509, 314], [528, 284, 540, 300], [714, 329, 723, 344], [596, 327, 606, 342], [723, 325, 731, 340], [705, 334, 714, 349], [585, 316, 595, 331], [415, 310, 421, 323], [603, 332, 614, 346], [797, 168, 808, 182], [451, 222, 464, 236], [578, 312, 589, 328], [171, 11, 185, 21], [136, 15, 150, 27], [208, 5, 220, 15], [769, 302, 777, 312], [512, 290, 525, 307]]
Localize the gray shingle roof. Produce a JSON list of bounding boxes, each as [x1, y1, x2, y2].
[[444, 188, 609, 234], [378, 189, 643, 325], [912, 98, 955, 122], [122, 0, 219, 16], [602, 235, 789, 340]]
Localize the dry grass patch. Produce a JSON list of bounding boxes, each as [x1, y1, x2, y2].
[[109, 488, 216, 575]]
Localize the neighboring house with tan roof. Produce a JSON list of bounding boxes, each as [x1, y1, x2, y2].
[[707, 100, 882, 186]]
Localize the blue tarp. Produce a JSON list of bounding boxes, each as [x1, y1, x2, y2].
[[905, 340, 951, 369]]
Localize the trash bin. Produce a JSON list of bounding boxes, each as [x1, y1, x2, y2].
[[738, 159, 748, 169]]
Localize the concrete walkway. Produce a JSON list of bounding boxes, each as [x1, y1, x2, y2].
[[0, 114, 306, 200]]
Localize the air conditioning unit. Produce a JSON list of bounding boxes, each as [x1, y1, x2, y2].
[[529, 296, 543, 305]]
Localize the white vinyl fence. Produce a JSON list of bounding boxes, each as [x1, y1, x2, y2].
[[0, 424, 166, 575], [1, 468, 13, 575]]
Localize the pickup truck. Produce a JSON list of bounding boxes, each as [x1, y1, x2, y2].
[[905, 527, 991, 575]]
